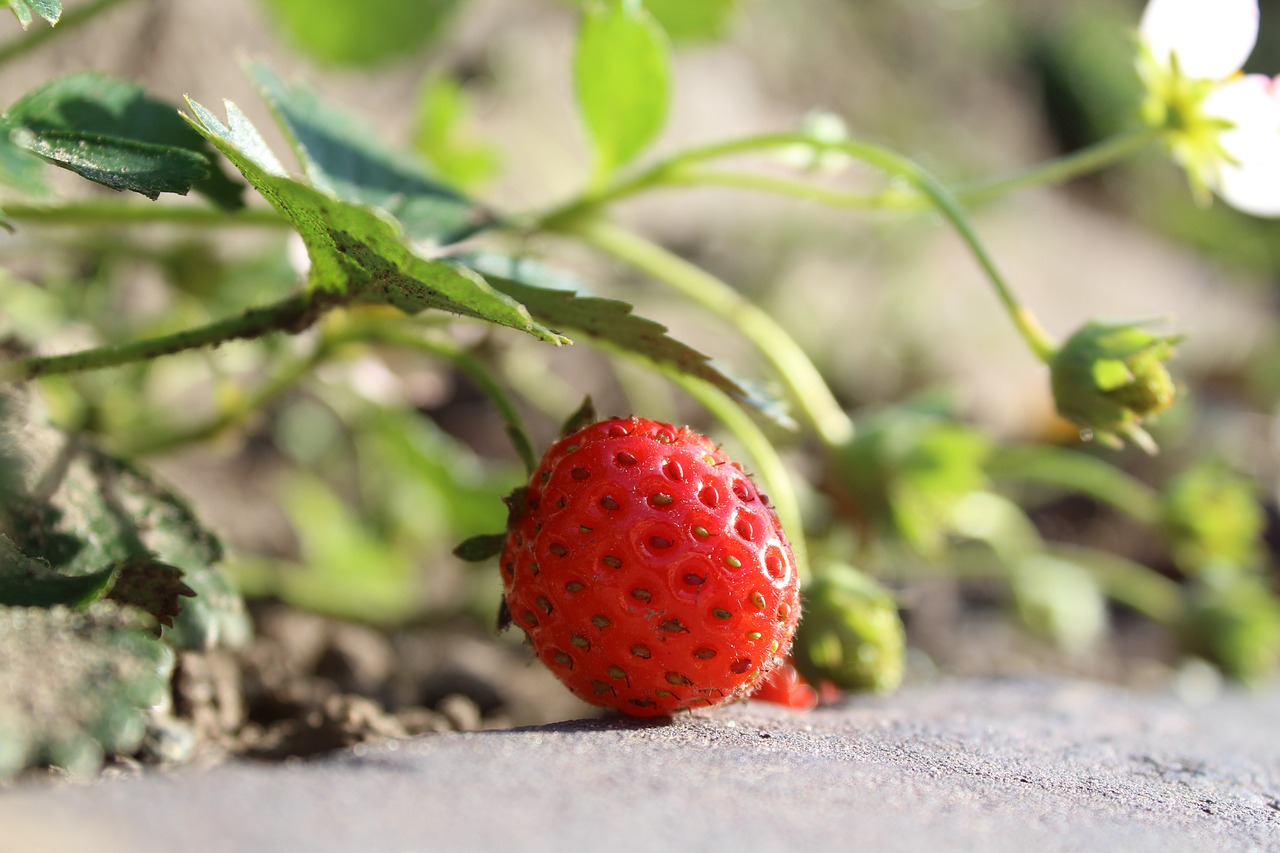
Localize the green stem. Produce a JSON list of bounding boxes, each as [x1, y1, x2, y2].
[[1, 290, 339, 383], [542, 130, 1167, 364], [667, 371, 810, 583], [814, 136, 1059, 362], [344, 323, 537, 474], [1, 201, 288, 228], [952, 127, 1162, 204], [664, 168, 901, 209], [569, 219, 855, 448], [543, 128, 1160, 223], [619, 128, 1162, 216], [0, 0, 141, 66]]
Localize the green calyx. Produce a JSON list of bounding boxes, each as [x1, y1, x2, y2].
[[1049, 320, 1179, 453], [793, 564, 905, 693], [1137, 45, 1231, 206]]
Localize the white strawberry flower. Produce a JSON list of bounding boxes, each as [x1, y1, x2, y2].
[[1139, 0, 1280, 216]]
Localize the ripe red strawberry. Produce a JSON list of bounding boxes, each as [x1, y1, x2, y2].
[[751, 658, 818, 711], [499, 416, 801, 716]]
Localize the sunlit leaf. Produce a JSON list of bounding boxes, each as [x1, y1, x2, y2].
[[247, 60, 485, 245], [5, 0, 59, 29], [460, 253, 787, 424], [257, 0, 459, 67], [183, 97, 566, 344], [574, 0, 671, 178], [642, 0, 736, 41], [412, 74, 500, 191]]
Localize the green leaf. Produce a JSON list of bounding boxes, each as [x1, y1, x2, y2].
[[0, 388, 248, 650], [0, 538, 116, 607], [574, 0, 671, 178], [183, 98, 566, 344], [412, 74, 500, 191], [5, 74, 245, 207], [257, 0, 459, 67], [5, 0, 59, 29], [462, 253, 784, 421], [17, 131, 210, 199], [0, 602, 173, 778], [0, 127, 47, 195], [452, 533, 506, 563], [247, 60, 486, 245], [641, 0, 736, 41]]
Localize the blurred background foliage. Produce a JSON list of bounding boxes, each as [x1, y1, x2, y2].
[[0, 0, 1278, 696]]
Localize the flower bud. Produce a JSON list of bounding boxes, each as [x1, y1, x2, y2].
[[1049, 320, 1179, 453], [793, 564, 905, 693]]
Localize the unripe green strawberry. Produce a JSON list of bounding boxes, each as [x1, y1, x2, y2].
[[499, 417, 801, 716]]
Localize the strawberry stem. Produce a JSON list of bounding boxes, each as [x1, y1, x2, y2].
[[1, 290, 340, 384]]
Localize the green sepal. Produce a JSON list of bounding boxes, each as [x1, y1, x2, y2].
[[560, 396, 598, 438], [452, 532, 506, 563]]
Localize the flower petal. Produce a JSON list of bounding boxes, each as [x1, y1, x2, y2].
[[1140, 0, 1258, 80], [1203, 75, 1280, 216]]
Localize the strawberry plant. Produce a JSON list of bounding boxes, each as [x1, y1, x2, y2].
[[0, 0, 1278, 775]]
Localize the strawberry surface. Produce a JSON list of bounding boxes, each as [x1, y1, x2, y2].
[[500, 417, 802, 716]]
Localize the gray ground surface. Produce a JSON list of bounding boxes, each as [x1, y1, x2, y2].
[[3, 677, 1278, 853]]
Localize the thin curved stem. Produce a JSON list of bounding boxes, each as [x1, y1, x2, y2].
[[537, 129, 1163, 365], [119, 318, 538, 473], [835, 137, 1057, 363], [1047, 543, 1184, 625], [611, 127, 1162, 217], [540, 128, 1160, 225], [952, 127, 1162, 204], [570, 219, 855, 449]]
